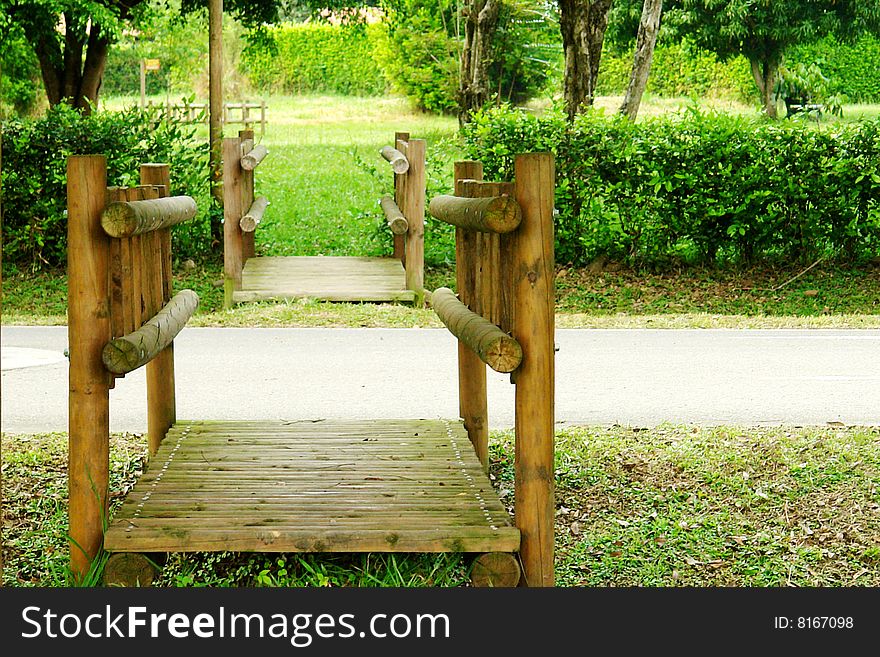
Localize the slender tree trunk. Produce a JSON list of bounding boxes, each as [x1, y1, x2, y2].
[[459, 0, 502, 125], [78, 27, 109, 112], [619, 0, 662, 121], [558, 0, 613, 121], [750, 57, 780, 119], [32, 23, 108, 114]]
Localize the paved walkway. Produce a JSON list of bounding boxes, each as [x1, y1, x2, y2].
[[3, 326, 879, 433]]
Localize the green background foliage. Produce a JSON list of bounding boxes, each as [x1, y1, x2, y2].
[[1, 105, 211, 268], [464, 105, 880, 267]]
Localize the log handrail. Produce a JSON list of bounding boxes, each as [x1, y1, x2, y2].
[[430, 287, 522, 373], [102, 289, 199, 375], [241, 144, 268, 171], [380, 195, 408, 235], [428, 194, 521, 234], [380, 145, 409, 174], [102, 195, 197, 237], [241, 196, 269, 232]]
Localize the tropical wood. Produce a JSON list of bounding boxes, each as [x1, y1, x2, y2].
[[140, 164, 176, 456], [471, 552, 521, 587], [223, 137, 243, 307], [453, 161, 488, 470], [101, 195, 197, 238], [235, 256, 414, 303], [103, 553, 159, 587], [403, 138, 426, 302], [241, 143, 268, 171], [380, 196, 408, 235], [380, 145, 409, 174], [512, 152, 556, 587], [431, 287, 521, 373], [102, 290, 199, 375], [67, 155, 111, 581], [241, 196, 269, 233], [104, 420, 519, 554], [392, 131, 409, 262], [239, 129, 256, 260], [428, 194, 521, 234]]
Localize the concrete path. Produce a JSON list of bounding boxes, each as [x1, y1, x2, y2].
[[3, 326, 879, 434]]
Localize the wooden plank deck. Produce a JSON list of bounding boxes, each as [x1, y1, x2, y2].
[[232, 256, 415, 303], [104, 419, 519, 554]]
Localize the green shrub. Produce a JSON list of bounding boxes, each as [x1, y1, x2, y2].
[[1, 105, 211, 268], [597, 40, 756, 101], [788, 34, 880, 103], [241, 24, 387, 96], [1, 33, 43, 115], [463, 105, 880, 267]]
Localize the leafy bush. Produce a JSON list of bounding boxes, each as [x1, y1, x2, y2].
[[597, 40, 756, 101], [789, 34, 880, 103], [241, 24, 387, 96], [463, 105, 880, 267], [1, 105, 211, 268], [0, 33, 43, 115]]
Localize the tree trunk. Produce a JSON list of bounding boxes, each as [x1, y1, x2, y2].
[[458, 0, 502, 125], [619, 0, 662, 121], [750, 57, 780, 119], [32, 22, 108, 114], [559, 0, 613, 121]]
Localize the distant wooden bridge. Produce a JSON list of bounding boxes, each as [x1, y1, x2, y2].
[[222, 130, 425, 308]]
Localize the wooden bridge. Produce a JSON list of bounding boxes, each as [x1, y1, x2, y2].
[[65, 146, 555, 588], [222, 131, 425, 307]]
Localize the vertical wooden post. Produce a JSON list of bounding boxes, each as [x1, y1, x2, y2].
[[209, 0, 223, 205], [512, 152, 555, 587], [140, 164, 176, 455], [67, 155, 111, 581], [454, 161, 489, 469], [239, 129, 256, 260], [223, 136, 243, 308], [403, 138, 425, 305], [392, 131, 409, 264], [139, 59, 146, 110], [261, 100, 267, 137]]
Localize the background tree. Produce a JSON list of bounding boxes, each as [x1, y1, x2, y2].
[[618, 0, 662, 120], [671, 0, 880, 118], [558, 0, 613, 120]]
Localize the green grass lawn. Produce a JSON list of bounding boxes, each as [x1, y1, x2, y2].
[[3, 426, 877, 587]]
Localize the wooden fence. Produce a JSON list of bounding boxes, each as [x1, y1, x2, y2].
[[147, 100, 268, 136], [66, 157, 199, 581], [223, 129, 270, 308], [379, 131, 426, 303], [428, 153, 556, 587]]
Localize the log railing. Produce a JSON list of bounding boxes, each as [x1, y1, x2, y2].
[[223, 129, 269, 308], [380, 131, 426, 304], [428, 153, 556, 588], [67, 156, 199, 581]]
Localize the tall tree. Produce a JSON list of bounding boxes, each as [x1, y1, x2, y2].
[[558, 0, 613, 120], [1, 0, 282, 113], [618, 0, 661, 121], [673, 0, 880, 118], [458, 0, 502, 125]]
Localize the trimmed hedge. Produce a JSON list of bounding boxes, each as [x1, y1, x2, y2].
[[1, 105, 212, 267], [789, 34, 880, 103], [463, 105, 880, 267], [241, 24, 387, 96]]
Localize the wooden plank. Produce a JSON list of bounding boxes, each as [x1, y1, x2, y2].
[[104, 419, 518, 555]]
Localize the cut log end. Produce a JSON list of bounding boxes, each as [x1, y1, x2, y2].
[[103, 553, 159, 587], [471, 552, 521, 587], [380, 146, 409, 174], [428, 194, 522, 234], [483, 335, 523, 373]]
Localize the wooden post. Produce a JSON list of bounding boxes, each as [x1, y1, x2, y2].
[[208, 0, 223, 205], [512, 153, 555, 587], [140, 164, 176, 455], [454, 161, 489, 469], [393, 131, 409, 264], [403, 138, 425, 304], [239, 129, 255, 261], [67, 155, 111, 581], [223, 136, 243, 308], [139, 59, 146, 110], [260, 100, 267, 137]]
